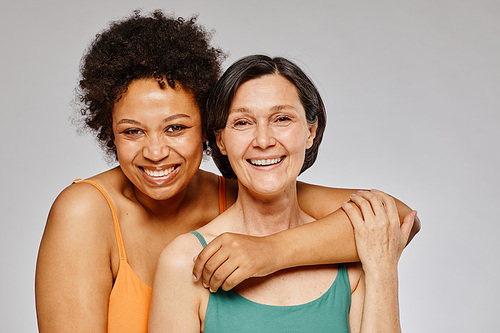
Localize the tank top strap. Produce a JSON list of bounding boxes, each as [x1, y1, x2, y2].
[[73, 179, 127, 261], [337, 264, 349, 291], [189, 231, 208, 248], [218, 176, 226, 214]]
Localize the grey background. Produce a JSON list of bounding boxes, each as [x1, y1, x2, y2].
[[1, 0, 499, 331]]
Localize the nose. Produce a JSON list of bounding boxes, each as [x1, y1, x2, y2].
[[253, 123, 276, 149], [142, 135, 170, 161]]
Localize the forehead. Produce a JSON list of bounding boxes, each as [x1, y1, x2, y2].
[[230, 74, 302, 113], [113, 78, 200, 118]]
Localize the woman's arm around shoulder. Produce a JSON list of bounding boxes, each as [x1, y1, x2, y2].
[[149, 233, 205, 333], [35, 182, 116, 332], [192, 184, 420, 292], [297, 182, 420, 241]]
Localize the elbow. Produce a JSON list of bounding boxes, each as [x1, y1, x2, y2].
[[407, 214, 421, 245]]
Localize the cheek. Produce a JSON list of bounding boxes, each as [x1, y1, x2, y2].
[[282, 127, 307, 148], [115, 139, 138, 162], [223, 131, 252, 157], [172, 129, 204, 159]]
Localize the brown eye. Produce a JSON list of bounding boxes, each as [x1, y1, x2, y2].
[[123, 129, 143, 135], [166, 125, 187, 133], [275, 116, 292, 126], [234, 120, 248, 126]]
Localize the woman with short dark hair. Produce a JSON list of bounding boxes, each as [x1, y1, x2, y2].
[[149, 55, 416, 332]]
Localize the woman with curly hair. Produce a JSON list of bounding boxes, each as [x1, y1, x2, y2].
[[35, 10, 419, 333]]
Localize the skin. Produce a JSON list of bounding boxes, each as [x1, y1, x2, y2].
[[35, 79, 220, 331], [343, 190, 416, 332], [192, 184, 419, 293], [36, 78, 419, 332], [149, 74, 414, 332]]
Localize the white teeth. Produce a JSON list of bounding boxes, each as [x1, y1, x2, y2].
[[249, 157, 283, 166], [143, 167, 175, 177]]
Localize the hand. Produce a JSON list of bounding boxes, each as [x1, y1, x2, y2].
[[341, 190, 416, 274], [192, 233, 280, 292]]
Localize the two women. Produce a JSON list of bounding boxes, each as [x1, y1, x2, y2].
[[149, 55, 414, 332], [35, 10, 418, 332]]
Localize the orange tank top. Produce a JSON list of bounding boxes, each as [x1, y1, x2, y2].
[[74, 176, 227, 333]]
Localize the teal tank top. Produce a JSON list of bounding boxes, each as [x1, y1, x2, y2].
[[190, 231, 351, 332]]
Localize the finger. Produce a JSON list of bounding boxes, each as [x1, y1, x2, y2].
[[200, 247, 232, 288], [220, 267, 250, 291], [207, 259, 239, 292], [400, 210, 417, 244], [192, 240, 222, 282], [349, 193, 375, 221], [341, 201, 365, 230], [371, 190, 399, 224], [357, 190, 387, 219]]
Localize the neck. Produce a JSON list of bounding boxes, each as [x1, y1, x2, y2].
[[232, 181, 309, 236]]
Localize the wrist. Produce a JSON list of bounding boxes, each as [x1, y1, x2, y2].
[[363, 265, 399, 285], [266, 232, 291, 272]]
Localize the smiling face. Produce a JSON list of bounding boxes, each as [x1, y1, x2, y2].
[[113, 78, 203, 201], [216, 74, 317, 197]]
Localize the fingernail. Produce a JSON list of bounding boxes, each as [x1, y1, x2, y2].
[[357, 190, 362, 193], [210, 288, 216, 293], [342, 201, 348, 205], [203, 282, 209, 289], [350, 194, 356, 197], [193, 274, 198, 281]]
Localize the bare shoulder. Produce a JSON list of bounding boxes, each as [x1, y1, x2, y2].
[[37, 180, 116, 277], [157, 232, 204, 271], [44, 180, 115, 239], [153, 233, 205, 298], [150, 234, 206, 331], [37, 179, 117, 283], [36, 178, 117, 331]]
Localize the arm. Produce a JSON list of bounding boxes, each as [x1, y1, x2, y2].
[[35, 184, 113, 332], [193, 186, 419, 291], [266, 185, 419, 267], [149, 234, 203, 332], [344, 190, 416, 332]]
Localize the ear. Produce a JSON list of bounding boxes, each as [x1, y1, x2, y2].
[[216, 131, 227, 155], [306, 122, 318, 149]]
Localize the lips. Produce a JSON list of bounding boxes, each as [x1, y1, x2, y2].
[[142, 166, 176, 177], [248, 156, 284, 166]]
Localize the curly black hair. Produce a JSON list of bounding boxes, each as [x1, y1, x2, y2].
[[77, 10, 225, 158]]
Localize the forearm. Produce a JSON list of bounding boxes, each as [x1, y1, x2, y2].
[[272, 199, 421, 270], [270, 208, 359, 270], [360, 267, 401, 333]]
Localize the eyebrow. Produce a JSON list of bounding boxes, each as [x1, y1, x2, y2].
[[271, 105, 298, 112], [229, 105, 298, 114], [117, 114, 191, 125]]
